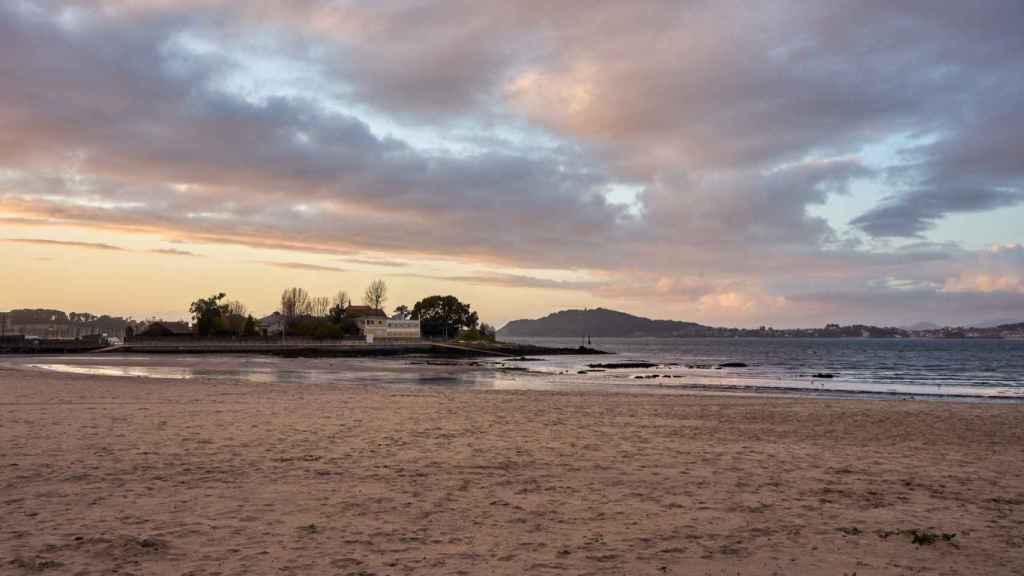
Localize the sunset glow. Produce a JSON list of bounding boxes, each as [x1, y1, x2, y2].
[[2, 2, 1022, 327]]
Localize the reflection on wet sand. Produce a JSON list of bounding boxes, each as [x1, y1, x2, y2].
[[10, 352, 1024, 401]]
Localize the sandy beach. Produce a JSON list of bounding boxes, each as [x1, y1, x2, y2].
[[2, 361, 1024, 575]]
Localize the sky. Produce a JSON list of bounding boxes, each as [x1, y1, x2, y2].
[[1, 1, 1023, 328]]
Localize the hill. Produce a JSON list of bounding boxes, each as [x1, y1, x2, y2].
[[498, 309, 918, 339], [970, 318, 1024, 329], [498, 308, 711, 338]]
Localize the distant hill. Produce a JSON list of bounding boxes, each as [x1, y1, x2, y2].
[[498, 308, 712, 338], [499, 308, 1024, 339], [991, 322, 1024, 331], [970, 318, 1024, 329]]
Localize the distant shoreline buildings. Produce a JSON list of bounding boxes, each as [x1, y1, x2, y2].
[[0, 309, 139, 340]]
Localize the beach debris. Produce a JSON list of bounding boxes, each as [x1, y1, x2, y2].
[[273, 454, 322, 463], [813, 373, 836, 379], [836, 526, 863, 536], [717, 362, 748, 368], [299, 523, 321, 535], [875, 529, 956, 546], [587, 362, 659, 369], [686, 363, 714, 369], [911, 530, 956, 546], [136, 537, 162, 549], [7, 557, 65, 572]]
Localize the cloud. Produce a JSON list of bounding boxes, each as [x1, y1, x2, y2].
[[395, 272, 604, 292], [850, 188, 1024, 238], [256, 261, 346, 273], [149, 248, 200, 256], [2, 1, 1024, 326], [0, 4, 622, 271], [340, 258, 408, 268], [787, 288, 1024, 328], [4, 238, 126, 251], [943, 273, 1024, 295]]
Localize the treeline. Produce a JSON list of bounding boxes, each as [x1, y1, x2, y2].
[[0, 309, 139, 338], [410, 295, 494, 341], [187, 294, 260, 338], [187, 280, 496, 341], [276, 284, 362, 339]]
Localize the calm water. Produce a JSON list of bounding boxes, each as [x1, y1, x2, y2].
[[503, 337, 1024, 399], [9, 337, 1024, 401]]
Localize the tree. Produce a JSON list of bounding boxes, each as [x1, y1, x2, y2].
[[189, 292, 227, 338], [479, 323, 497, 341], [221, 300, 250, 334], [224, 300, 248, 317], [310, 296, 331, 318], [411, 295, 479, 338], [242, 315, 258, 337], [334, 290, 350, 310], [364, 279, 388, 310], [393, 304, 410, 320], [280, 287, 311, 328]]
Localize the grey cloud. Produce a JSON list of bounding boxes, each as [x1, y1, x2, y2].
[[850, 187, 1024, 238], [641, 158, 872, 250], [0, 4, 623, 269]]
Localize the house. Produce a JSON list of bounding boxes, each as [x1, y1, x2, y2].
[[345, 306, 420, 340], [345, 306, 388, 339], [258, 312, 286, 336], [136, 321, 193, 339]]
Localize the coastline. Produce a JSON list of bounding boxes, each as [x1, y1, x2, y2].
[[2, 366, 1024, 574], [0, 340, 608, 358]]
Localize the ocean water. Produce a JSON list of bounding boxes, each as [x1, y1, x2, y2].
[[502, 337, 1024, 399], [8, 337, 1024, 401]]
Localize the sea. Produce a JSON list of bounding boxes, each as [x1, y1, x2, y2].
[[9, 337, 1024, 401], [501, 337, 1024, 400]]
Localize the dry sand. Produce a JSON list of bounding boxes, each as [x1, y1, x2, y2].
[[2, 361, 1023, 575]]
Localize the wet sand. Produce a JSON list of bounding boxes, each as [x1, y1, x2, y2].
[[2, 362, 1024, 575]]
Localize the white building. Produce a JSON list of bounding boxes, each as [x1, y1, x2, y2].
[[384, 319, 421, 339], [350, 310, 421, 340]]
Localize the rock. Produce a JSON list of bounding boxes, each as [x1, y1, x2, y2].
[[812, 373, 836, 378], [588, 362, 659, 369], [717, 362, 748, 368]]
